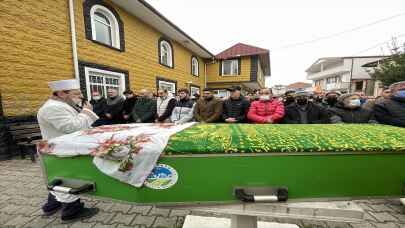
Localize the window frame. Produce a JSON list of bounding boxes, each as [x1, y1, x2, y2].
[[191, 56, 199, 76], [222, 59, 239, 76], [90, 4, 121, 49], [213, 89, 230, 99], [84, 66, 126, 100], [158, 38, 174, 68], [156, 77, 177, 95], [190, 85, 200, 96]]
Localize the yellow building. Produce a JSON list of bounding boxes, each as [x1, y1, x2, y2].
[[206, 43, 270, 98], [0, 0, 271, 118]]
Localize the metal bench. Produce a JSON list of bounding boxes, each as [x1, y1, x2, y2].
[[8, 122, 42, 162]]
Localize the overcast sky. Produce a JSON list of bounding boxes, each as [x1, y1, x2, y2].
[[147, 0, 405, 87]]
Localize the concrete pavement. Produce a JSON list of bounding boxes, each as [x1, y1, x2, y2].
[[1, 159, 405, 228]]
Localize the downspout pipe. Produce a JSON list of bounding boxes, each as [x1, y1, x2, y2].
[[204, 57, 216, 89], [69, 0, 79, 81], [204, 62, 207, 88]]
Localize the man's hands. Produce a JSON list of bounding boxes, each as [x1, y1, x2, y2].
[[123, 115, 130, 120], [106, 113, 112, 119], [225, 118, 237, 123], [266, 117, 273, 123], [82, 101, 93, 111]]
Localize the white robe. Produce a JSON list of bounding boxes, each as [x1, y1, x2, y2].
[[37, 98, 99, 203], [37, 99, 98, 140]]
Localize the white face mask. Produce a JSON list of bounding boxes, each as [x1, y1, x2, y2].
[[349, 99, 361, 107], [260, 95, 271, 101], [93, 96, 101, 101]]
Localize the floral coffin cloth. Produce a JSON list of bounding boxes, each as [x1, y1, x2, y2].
[[164, 124, 405, 154], [38, 123, 195, 187]]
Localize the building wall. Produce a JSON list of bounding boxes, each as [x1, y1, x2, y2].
[[0, 0, 74, 117], [206, 57, 251, 83], [0, 0, 209, 117], [343, 58, 379, 80], [75, 0, 206, 96], [257, 60, 265, 88]]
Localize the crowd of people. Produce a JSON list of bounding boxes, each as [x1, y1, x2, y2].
[[36, 79, 405, 222], [88, 81, 405, 128]]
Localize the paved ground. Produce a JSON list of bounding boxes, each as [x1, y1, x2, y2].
[[1, 158, 405, 228]]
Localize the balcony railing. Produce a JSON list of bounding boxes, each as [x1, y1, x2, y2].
[[307, 66, 350, 80]]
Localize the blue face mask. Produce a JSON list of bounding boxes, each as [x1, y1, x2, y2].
[[349, 99, 361, 107], [395, 90, 405, 98]]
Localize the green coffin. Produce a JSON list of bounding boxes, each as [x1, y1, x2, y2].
[[41, 124, 405, 205]]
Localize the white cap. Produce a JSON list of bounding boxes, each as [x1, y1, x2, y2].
[[48, 79, 80, 92]]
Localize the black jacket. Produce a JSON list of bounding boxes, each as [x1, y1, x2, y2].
[[222, 97, 250, 123], [105, 98, 125, 124], [374, 97, 405, 127], [283, 102, 330, 124], [90, 98, 107, 118], [132, 98, 157, 123], [329, 103, 376, 124], [123, 97, 137, 115]]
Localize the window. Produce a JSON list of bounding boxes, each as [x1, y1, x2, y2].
[[213, 90, 229, 99], [222, 59, 239, 75], [159, 39, 173, 68], [326, 76, 339, 84], [355, 81, 364, 91], [190, 86, 200, 96], [158, 80, 176, 95], [90, 5, 120, 49], [84, 67, 126, 99], [191, 57, 199, 76]]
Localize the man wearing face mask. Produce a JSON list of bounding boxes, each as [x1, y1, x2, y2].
[[132, 89, 157, 123], [37, 79, 99, 222], [329, 93, 377, 123], [222, 86, 250, 123], [374, 81, 405, 127], [156, 89, 176, 123], [247, 88, 284, 124], [122, 90, 137, 123], [90, 91, 108, 127], [171, 88, 195, 124], [322, 91, 341, 108], [283, 91, 330, 124], [104, 88, 125, 124], [283, 90, 296, 107], [194, 88, 223, 123]]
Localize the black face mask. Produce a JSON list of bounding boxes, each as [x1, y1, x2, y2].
[[326, 97, 338, 106], [296, 98, 308, 105], [314, 97, 323, 102], [285, 96, 295, 103]]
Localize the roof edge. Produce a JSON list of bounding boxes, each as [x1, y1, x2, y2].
[[138, 0, 214, 58]]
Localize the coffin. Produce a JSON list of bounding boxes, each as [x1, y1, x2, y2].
[[39, 124, 405, 205]]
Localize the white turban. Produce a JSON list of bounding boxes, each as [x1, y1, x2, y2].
[[48, 79, 80, 92]]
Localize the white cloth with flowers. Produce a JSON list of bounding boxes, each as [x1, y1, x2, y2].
[[40, 123, 195, 187]]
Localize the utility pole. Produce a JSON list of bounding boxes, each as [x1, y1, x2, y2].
[[349, 58, 354, 93]]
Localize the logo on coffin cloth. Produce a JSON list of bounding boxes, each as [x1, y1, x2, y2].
[[144, 164, 178, 189]]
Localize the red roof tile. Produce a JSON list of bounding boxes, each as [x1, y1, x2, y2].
[[287, 82, 312, 90], [215, 43, 269, 59]]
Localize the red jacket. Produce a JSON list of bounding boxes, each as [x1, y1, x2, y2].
[[247, 99, 285, 123]]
